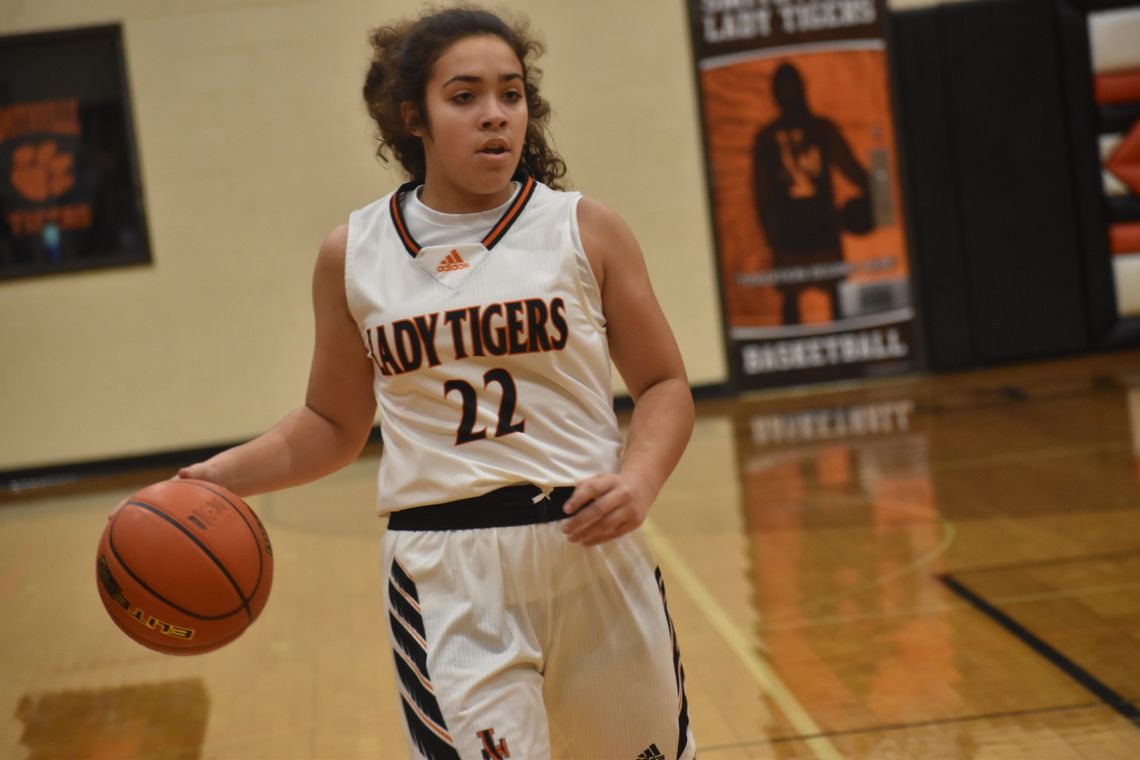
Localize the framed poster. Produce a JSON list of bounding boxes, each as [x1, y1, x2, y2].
[[687, 0, 919, 389], [0, 24, 150, 280]]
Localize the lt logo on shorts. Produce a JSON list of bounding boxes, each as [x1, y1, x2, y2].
[[477, 728, 509, 759]]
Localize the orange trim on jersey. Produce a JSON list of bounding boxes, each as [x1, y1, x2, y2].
[[391, 576, 421, 613], [392, 642, 434, 692], [393, 556, 415, 582], [482, 175, 537, 250], [389, 176, 537, 257], [397, 683, 454, 744], [391, 605, 428, 650], [390, 185, 421, 256]]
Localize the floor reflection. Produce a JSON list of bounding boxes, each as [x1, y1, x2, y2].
[[16, 679, 208, 760], [677, 355, 1140, 756]]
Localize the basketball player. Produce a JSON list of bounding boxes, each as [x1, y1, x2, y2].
[[179, 6, 695, 758]]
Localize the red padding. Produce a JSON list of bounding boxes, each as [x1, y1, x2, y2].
[[1094, 69, 1140, 105], [1110, 222, 1140, 255], [1107, 121, 1140, 195]]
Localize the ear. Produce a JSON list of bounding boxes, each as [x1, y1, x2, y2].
[[401, 101, 425, 137]]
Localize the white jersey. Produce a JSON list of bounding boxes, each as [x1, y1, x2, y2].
[[345, 178, 623, 514]]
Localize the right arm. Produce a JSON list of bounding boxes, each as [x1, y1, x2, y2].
[[178, 225, 377, 497]]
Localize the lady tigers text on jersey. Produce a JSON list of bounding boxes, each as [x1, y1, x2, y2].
[[364, 296, 569, 377]]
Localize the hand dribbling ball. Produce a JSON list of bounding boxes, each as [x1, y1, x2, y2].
[[95, 478, 273, 655]]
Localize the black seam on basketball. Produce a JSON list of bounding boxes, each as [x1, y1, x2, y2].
[[106, 510, 240, 622], [111, 500, 250, 621], [179, 480, 266, 605]]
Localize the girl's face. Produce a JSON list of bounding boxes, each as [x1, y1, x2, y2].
[[411, 34, 528, 212]]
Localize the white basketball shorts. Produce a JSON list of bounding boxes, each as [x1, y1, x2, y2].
[[380, 489, 695, 760]]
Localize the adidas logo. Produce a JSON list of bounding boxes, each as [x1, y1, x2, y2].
[[636, 744, 665, 760], [437, 249, 470, 272]]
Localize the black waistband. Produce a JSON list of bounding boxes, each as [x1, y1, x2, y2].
[[386, 484, 575, 531]]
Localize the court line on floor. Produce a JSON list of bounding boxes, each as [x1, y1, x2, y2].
[[947, 546, 1140, 577], [701, 698, 1124, 750], [938, 572, 1140, 729], [642, 520, 843, 760]]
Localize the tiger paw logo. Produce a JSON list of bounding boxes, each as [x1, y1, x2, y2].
[[477, 728, 509, 759], [11, 140, 75, 202]]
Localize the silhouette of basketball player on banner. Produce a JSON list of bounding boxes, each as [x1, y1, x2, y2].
[[753, 62, 872, 325]]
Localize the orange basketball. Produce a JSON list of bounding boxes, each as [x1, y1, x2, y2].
[[95, 478, 273, 655]]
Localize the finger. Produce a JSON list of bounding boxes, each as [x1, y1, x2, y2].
[[562, 476, 612, 515], [576, 510, 634, 547], [562, 486, 624, 535], [564, 490, 629, 539]]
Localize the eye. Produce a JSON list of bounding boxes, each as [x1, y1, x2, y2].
[[450, 91, 475, 104], [503, 89, 524, 103]]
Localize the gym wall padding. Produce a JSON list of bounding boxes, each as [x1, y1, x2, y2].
[[889, 8, 975, 370], [892, 0, 1118, 368]]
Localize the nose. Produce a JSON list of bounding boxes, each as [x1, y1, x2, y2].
[[481, 101, 508, 130]]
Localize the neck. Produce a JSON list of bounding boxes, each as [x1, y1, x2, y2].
[[417, 181, 515, 214]]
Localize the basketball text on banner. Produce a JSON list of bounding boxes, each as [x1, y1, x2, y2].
[[687, 0, 920, 389]]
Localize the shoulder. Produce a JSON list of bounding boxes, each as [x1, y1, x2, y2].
[[575, 196, 647, 293], [576, 196, 636, 248], [313, 224, 350, 289], [319, 224, 349, 263], [574, 195, 638, 262]]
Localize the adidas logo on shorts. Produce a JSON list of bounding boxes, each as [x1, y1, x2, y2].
[[437, 249, 470, 272], [637, 744, 665, 760]]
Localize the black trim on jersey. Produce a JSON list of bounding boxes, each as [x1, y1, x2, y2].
[[389, 579, 426, 640], [656, 567, 692, 760], [387, 561, 460, 759], [388, 175, 538, 257], [389, 610, 429, 676], [481, 174, 537, 250], [394, 653, 449, 728], [390, 558, 421, 604], [400, 697, 461, 760]]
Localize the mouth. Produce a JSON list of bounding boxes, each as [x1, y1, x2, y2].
[[477, 141, 511, 156]]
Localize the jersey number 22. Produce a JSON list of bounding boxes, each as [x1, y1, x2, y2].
[[444, 368, 526, 445]]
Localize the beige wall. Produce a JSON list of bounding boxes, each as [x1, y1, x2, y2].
[[0, 0, 726, 470]]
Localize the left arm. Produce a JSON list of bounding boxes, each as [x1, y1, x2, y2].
[[561, 197, 695, 546]]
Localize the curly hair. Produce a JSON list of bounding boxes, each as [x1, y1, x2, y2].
[[362, 5, 567, 189]]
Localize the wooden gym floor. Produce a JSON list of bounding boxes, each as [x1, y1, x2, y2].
[[2, 349, 1139, 759]]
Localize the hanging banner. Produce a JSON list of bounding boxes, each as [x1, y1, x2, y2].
[[688, 0, 919, 389], [0, 25, 150, 280]]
